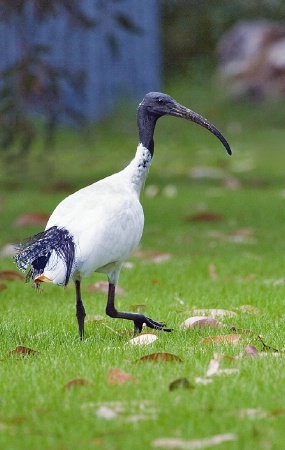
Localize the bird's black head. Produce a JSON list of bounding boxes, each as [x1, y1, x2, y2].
[[138, 92, 179, 118], [137, 91, 232, 157]]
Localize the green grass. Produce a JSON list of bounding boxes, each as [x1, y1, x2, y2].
[[1, 71, 285, 449]]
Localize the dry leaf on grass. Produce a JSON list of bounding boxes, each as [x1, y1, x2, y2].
[[208, 263, 218, 280], [107, 368, 138, 385], [223, 177, 241, 190], [223, 274, 256, 283], [163, 184, 177, 198], [0, 282, 6, 291], [207, 228, 255, 244], [263, 278, 285, 286], [195, 377, 213, 385], [64, 378, 93, 389], [0, 244, 16, 258], [96, 405, 118, 420], [45, 181, 73, 193], [244, 344, 259, 358], [230, 407, 285, 420], [136, 352, 183, 363], [205, 359, 220, 377], [13, 212, 49, 227], [0, 270, 24, 281], [189, 166, 227, 180], [128, 304, 146, 313], [134, 249, 171, 264], [202, 334, 241, 346], [186, 211, 223, 223], [8, 345, 39, 356], [206, 360, 239, 377], [235, 305, 261, 315], [87, 281, 125, 295], [145, 184, 159, 197], [129, 334, 157, 346], [88, 315, 105, 323], [152, 433, 237, 449], [213, 352, 238, 362], [181, 317, 222, 329], [191, 308, 237, 318], [229, 408, 267, 420], [268, 408, 285, 417], [84, 400, 158, 422], [169, 378, 193, 392]]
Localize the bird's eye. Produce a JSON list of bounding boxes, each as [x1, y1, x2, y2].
[[157, 98, 165, 105]]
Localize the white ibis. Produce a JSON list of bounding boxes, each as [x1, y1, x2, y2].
[[14, 92, 232, 339]]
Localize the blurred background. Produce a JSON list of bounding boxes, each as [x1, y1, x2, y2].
[[0, 0, 285, 185]]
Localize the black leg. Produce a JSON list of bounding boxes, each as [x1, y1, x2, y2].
[[105, 283, 172, 335], [75, 280, 86, 340]]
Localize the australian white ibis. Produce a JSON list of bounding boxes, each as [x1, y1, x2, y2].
[[14, 92, 232, 339]]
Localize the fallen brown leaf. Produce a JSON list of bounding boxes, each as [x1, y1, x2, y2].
[[107, 368, 138, 385], [64, 378, 93, 389], [87, 281, 125, 295], [207, 228, 256, 244], [9, 345, 39, 356], [181, 317, 222, 329], [223, 274, 256, 283], [268, 408, 285, 417], [13, 212, 49, 228], [0, 270, 24, 281], [128, 304, 146, 313], [223, 177, 241, 190], [205, 359, 220, 377], [169, 377, 193, 392], [0, 244, 16, 258], [186, 211, 223, 223], [213, 352, 237, 362], [244, 344, 259, 358], [202, 334, 241, 346], [195, 377, 213, 385], [136, 352, 183, 363], [96, 405, 118, 420], [88, 314, 104, 323], [208, 263, 218, 280], [235, 305, 261, 315], [134, 249, 171, 263], [152, 433, 237, 449], [90, 400, 158, 422], [191, 308, 237, 318], [129, 334, 157, 345], [230, 408, 267, 420], [45, 181, 73, 193], [0, 282, 6, 291], [189, 166, 227, 180]]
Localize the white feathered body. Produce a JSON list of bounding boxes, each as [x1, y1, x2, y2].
[[42, 144, 151, 286]]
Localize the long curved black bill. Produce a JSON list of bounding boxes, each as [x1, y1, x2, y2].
[[170, 104, 232, 156]]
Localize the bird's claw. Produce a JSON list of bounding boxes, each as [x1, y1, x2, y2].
[[133, 315, 172, 336]]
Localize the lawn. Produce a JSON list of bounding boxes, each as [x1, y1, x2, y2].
[[1, 70, 285, 449]]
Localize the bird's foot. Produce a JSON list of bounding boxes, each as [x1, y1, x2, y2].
[[133, 315, 172, 336]]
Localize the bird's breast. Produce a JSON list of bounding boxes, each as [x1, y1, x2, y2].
[[73, 195, 144, 278], [46, 174, 145, 280]]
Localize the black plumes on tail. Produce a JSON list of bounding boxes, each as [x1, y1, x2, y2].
[[14, 226, 75, 286]]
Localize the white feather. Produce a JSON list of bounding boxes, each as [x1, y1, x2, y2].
[[44, 144, 150, 285]]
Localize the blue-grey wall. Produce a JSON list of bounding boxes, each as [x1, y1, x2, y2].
[[0, 0, 161, 121]]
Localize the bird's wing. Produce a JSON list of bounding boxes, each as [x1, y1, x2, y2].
[[46, 177, 144, 278]]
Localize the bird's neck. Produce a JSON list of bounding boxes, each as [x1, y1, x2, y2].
[[124, 143, 152, 195], [137, 108, 158, 156], [123, 108, 158, 195]]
